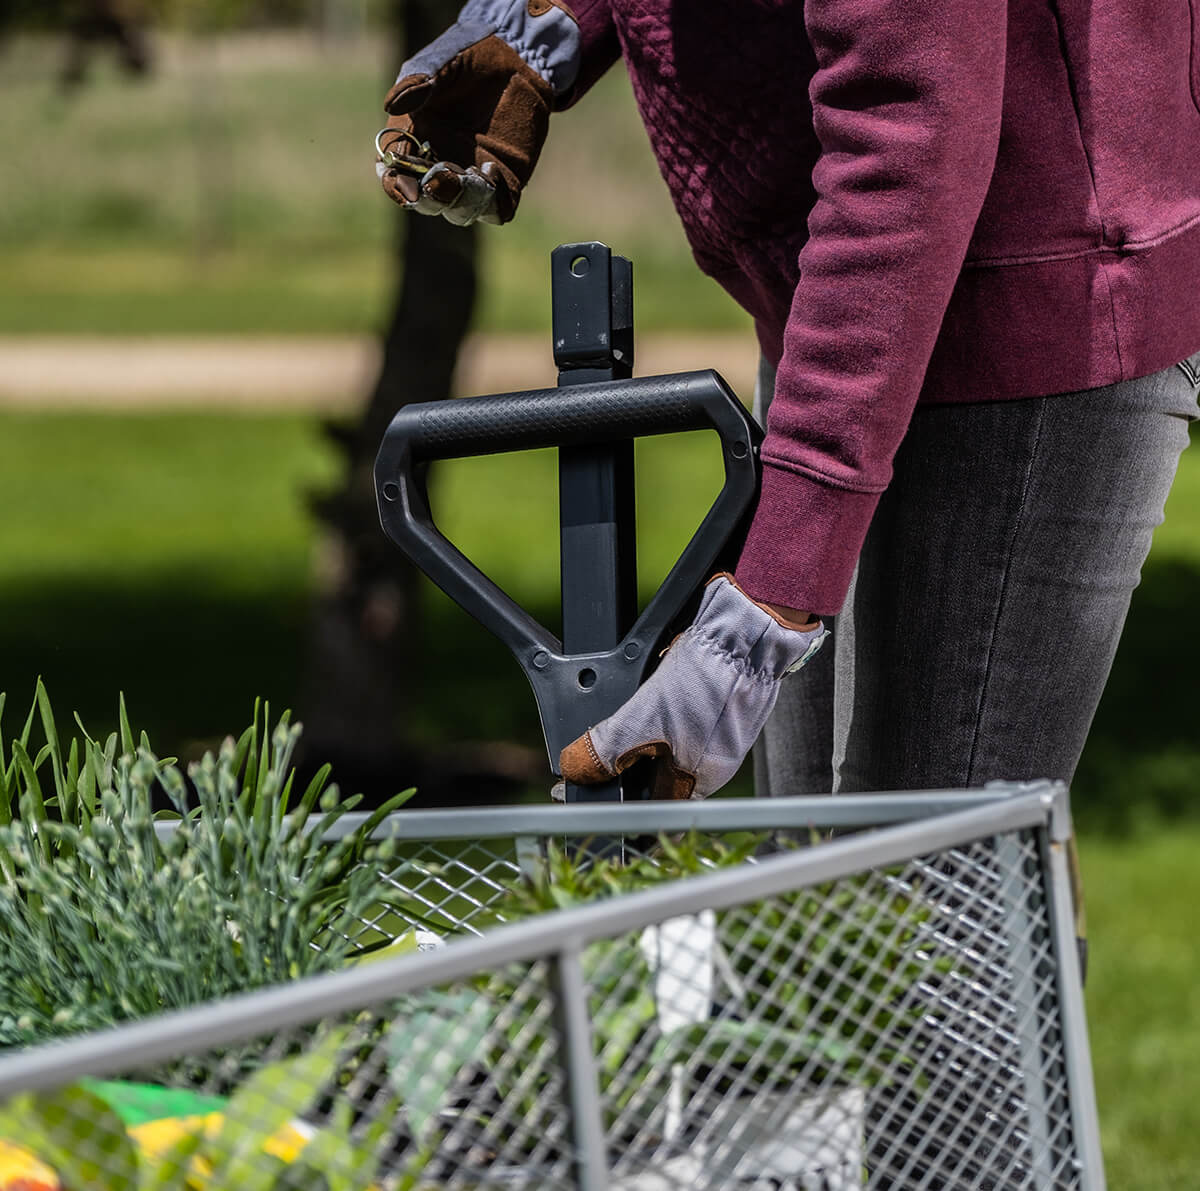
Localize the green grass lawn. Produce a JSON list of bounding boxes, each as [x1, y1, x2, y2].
[[1079, 826, 1200, 1189], [0, 33, 747, 336], [1071, 434, 1200, 834], [0, 407, 1196, 1182], [0, 409, 339, 748], [0, 410, 730, 755]]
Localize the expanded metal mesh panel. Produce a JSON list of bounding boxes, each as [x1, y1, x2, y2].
[[588, 833, 1078, 1190], [332, 835, 735, 952], [0, 795, 1097, 1191], [340, 830, 807, 952], [341, 839, 529, 948]]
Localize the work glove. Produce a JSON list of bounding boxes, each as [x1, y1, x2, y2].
[[559, 574, 828, 800], [376, 0, 580, 226]]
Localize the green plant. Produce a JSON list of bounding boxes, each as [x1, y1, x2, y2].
[[494, 832, 942, 1096], [493, 831, 764, 916], [479, 833, 764, 1093], [0, 685, 416, 1047]]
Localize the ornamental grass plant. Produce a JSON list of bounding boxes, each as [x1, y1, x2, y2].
[[0, 683, 414, 1049]]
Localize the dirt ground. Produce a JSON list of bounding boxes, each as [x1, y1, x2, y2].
[[0, 333, 759, 412]]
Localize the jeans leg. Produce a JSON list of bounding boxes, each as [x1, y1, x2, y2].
[[755, 620, 838, 794], [751, 355, 837, 795], [845, 358, 1199, 1189], [835, 359, 1199, 794]]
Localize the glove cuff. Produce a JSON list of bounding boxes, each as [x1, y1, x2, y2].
[[689, 574, 828, 683], [487, 0, 580, 95], [398, 0, 580, 97]]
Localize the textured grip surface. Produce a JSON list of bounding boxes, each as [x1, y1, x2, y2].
[[408, 372, 722, 460]]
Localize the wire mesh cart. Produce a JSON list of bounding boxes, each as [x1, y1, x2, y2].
[[0, 782, 1103, 1190]]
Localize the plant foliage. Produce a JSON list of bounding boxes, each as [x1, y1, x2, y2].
[[492, 830, 764, 917], [493, 831, 943, 1090], [0, 683, 414, 1048]]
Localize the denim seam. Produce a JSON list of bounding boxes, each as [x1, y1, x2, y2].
[[965, 398, 1047, 785]]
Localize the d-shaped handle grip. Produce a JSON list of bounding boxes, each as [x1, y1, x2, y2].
[[390, 371, 743, 462], [375, 368, 761, 770]]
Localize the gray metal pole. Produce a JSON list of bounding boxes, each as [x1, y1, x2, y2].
[[997, 830, 1058, 1188], [551, 946, 612, 1190], [288, 788, 1039, 846], [1041, 793, 1107, 1191]]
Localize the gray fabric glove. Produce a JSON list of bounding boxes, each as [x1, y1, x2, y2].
[[559, 574, 828, 800], [376, 0, 580, 226]]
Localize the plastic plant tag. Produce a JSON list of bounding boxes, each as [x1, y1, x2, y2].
[[638, 911, 716, 1035]]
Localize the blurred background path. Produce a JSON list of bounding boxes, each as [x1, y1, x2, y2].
[[0, 333, 758, 409]]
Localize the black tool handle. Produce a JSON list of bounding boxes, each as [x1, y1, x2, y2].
[[375, 368, 762, 768], [395, 371, 732, 463]]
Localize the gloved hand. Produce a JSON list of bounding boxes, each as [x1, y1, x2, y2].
[[559, 574, 828, 800], [376, 0, 580, 226]]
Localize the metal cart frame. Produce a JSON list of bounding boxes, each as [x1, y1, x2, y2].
[[0, 783, 1104, 1190]]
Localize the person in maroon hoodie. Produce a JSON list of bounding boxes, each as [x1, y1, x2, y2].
[[377, 0, 1200, 801]]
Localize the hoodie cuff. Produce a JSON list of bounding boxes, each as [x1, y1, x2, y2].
[[734, 462, 882, 618], [553, 0, 619, 109]]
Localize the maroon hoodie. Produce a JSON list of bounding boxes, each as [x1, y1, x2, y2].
[[566, 0, 1200, 615]]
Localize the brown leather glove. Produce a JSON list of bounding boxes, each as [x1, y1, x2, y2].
[[376, 0, 580, 226]]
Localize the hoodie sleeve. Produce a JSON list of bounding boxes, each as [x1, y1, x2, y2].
[[555, 0, 620, 109], [734, 0, 1007, 616]]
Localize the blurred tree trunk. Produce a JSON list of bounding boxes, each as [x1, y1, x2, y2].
[[300, 0, 479, 795], [60, 0, 153, 90]]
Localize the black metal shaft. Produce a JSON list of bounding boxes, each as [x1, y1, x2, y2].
[[552, 244, 636, 803]]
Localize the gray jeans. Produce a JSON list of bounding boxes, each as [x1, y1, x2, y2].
[[752, 353, 1200, 795]]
